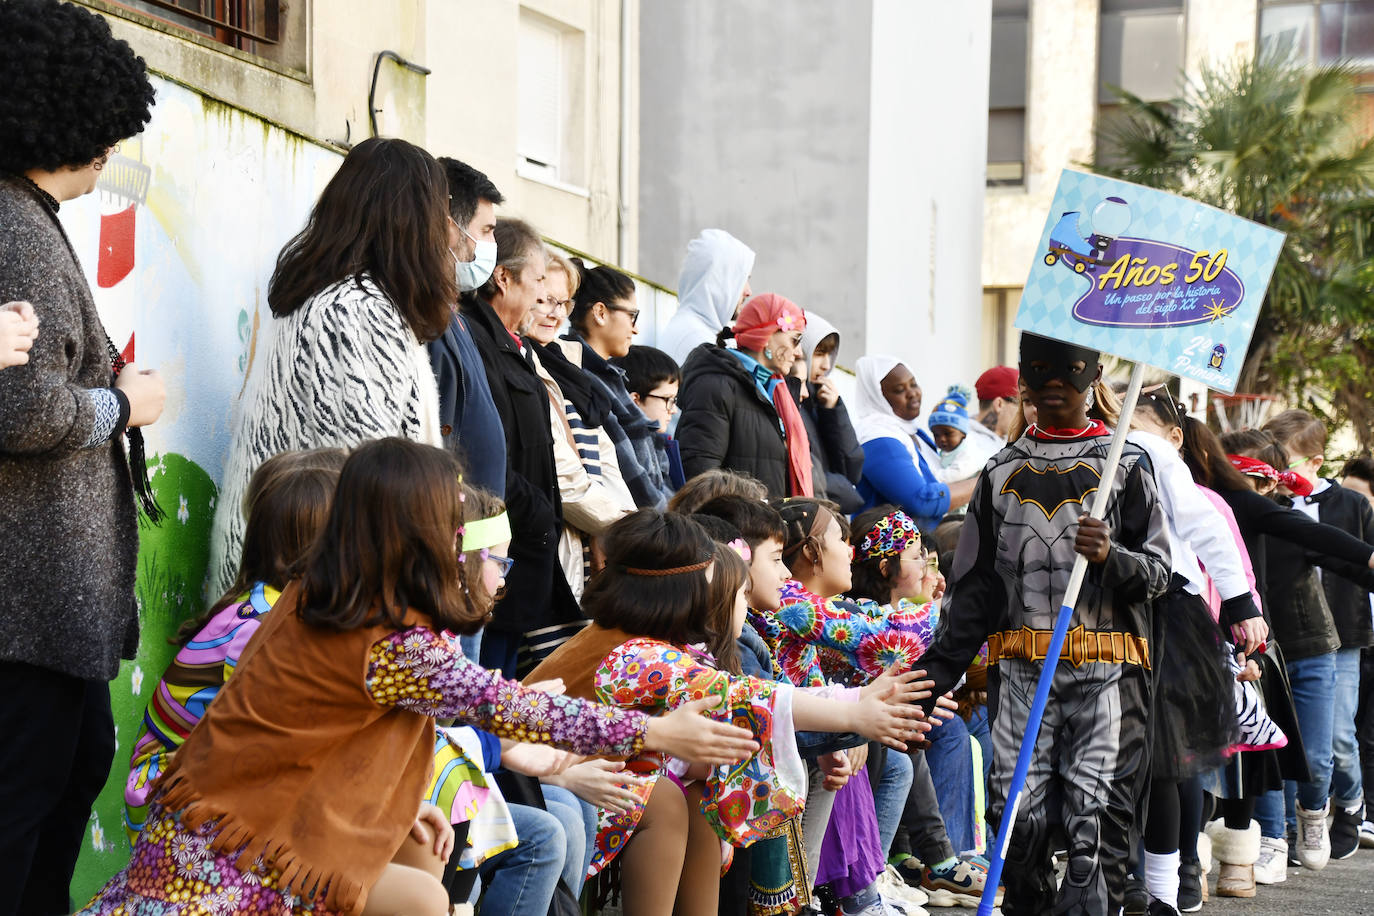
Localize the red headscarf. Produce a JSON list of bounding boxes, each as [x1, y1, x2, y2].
[[732, 294, 813, 496], [1227, 454, 1314, 497]]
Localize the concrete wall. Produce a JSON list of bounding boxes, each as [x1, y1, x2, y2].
[[864, 0, 991, 406], [636, 0, 874, 338]]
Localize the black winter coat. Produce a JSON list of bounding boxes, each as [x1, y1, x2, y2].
[[677, 344, 790, 499], [793, 379, 865, 514], [464, 294, 579, 636], [1217, 487, 1374, 660], [1309, 480, 1374, 649]]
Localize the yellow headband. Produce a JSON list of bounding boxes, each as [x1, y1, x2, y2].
[[462, 512, 511, 553]]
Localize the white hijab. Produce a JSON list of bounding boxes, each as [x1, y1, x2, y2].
[[852, 354, 923, 457]]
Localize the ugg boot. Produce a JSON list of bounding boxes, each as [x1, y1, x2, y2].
[[1205, 819, 1259, 899]]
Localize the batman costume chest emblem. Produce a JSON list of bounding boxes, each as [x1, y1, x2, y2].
[[999, 460, 1102, 521]]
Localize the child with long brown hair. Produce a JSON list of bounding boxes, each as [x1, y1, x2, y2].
[[124, 447, 347, 841], [528, 509, 932, 916], [83, 439, 758, 916]]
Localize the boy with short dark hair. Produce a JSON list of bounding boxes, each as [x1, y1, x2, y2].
[[1265, 410, 1374, 860], [612, 344, 686, 489]]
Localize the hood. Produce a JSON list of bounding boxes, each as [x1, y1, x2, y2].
[[676, 229, 756, 330], [852, 354, 921, 447], [799, 310, 840, 365], [680, 342, 759, 393]]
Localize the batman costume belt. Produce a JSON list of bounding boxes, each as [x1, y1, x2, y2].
[[986, 625, 1150, 670]]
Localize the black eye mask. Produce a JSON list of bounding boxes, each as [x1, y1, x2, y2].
[[1019, 333, 1100, 393]]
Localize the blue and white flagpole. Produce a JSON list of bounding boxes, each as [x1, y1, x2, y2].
[[977, 361, 1146, 915]]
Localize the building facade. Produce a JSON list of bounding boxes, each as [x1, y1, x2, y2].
[[980, 0, 1374, 370], [636, 0, 994, 404]]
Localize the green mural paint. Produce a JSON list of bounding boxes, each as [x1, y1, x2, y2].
[[70, 453, 218, 904]]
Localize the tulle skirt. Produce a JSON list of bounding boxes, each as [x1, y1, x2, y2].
[[1150, 589, 1240, 780]]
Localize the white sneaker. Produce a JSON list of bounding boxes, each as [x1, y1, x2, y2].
[[1254, 836, 1288, 885], [1296, 802, 1331, 870], [877, 865, 929, 915], [1361, 820, 1374, 849]]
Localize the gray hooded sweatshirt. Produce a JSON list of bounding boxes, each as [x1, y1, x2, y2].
[[660, 229, 755, 366]]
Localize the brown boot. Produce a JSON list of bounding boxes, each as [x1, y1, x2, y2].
[[1216, 863, 1256, 898]]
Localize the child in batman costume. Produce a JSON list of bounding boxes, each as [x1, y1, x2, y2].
[[917, 334, 1172, 915]]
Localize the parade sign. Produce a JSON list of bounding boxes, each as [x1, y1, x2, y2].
[[1014, 169, 1285, 393]]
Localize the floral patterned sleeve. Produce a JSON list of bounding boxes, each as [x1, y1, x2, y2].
[[776, 581, 937, 682], [595, 637, 806, 847], [366, 626, 646, 758]]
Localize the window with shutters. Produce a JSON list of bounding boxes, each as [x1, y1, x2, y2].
[[988, 0, 1029, 187], [518, 9, 586, 189]]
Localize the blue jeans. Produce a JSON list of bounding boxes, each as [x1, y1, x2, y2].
[[926, 711, 977, 854], [872, 744, 914, 857], [1281, 651, 1338, 833], [541, 784, 596, 898], [478, 803, 564, 916], [1331, 647, 1365, 811]]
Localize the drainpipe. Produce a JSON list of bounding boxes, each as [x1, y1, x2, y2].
[[369, 50, 432, 137]]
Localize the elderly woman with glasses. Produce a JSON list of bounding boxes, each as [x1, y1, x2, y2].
[[522, 251, 635, 601]]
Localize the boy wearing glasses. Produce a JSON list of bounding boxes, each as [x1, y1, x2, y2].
[[613, 344, 687, 490]]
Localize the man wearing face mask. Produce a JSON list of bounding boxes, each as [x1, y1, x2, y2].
[[429, 156, 508, 497], [914, 333, 1172, 916]]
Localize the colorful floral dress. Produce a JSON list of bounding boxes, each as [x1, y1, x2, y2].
[[749, 581, 937, 688], [587, 638, 807, 877], [81, 625, 648, 916], [125, 583, 279, 841]]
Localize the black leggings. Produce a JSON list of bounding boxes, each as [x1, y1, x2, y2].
[[1144, 775, 1204, 858], [1222, 795, 1257, 831]]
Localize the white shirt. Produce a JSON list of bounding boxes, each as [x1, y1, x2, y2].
[[1128, 430, 1250, 599]]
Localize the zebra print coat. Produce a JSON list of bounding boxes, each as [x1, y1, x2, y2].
[[207, 275, 441, 596]]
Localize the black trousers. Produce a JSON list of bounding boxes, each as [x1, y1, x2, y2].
[[0, 662, 115, 916]]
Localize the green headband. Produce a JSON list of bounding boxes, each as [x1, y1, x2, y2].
[[462, 511, 511, 553]]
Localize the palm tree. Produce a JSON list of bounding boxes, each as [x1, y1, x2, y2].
[[1094, 49, 1374, 449]]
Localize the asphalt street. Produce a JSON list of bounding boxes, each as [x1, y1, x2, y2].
[[1199, 850, 1374, 916]]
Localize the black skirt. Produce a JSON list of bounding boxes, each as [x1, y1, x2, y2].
[[1150, 588, 1240, 780]]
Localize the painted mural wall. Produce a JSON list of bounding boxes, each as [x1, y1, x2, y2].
[[64, 74, 343, 901]]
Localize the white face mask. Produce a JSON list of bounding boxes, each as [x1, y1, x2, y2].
[[454, 224, 497, 291]]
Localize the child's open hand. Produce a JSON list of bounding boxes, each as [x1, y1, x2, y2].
[[860, 666, 934, 706], [1074, 515, 1112, 564], [500, 740, 581, 778], [927, 692, 960, 725], [645, 695, 759, 765], [852, 680, 931, 751], [410, 802, 455, 863], [547, 759, 648, 814]]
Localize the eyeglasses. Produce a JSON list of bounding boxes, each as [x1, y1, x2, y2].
[[605, 304, 640, 327], [536, 295, 573, 313], [643, 392, 678, 410], [480, 550, 515, 577]]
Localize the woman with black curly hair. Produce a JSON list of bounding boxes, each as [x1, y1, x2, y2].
[[0, 0, 165, 911]]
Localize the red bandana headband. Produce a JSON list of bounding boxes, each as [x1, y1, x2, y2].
[[1228, 454, 1314, 497]]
